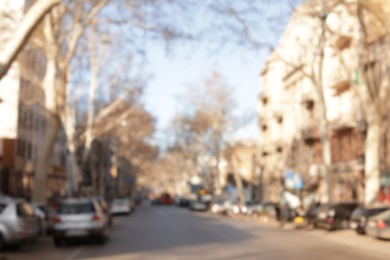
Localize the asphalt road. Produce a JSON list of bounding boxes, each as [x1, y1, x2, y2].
[[5, 203, 390, 260]]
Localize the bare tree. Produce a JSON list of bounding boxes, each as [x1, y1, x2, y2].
[[330, 0, 390, 205], [0, 0, 61, 80], [32, 0, 109, 204]]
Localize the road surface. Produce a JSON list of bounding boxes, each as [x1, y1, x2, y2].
[[5, 203, 390, 260]]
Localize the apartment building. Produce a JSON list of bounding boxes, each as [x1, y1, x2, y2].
[[0, 0, 67, 199], [227, 140, 261, 201], [258, 1, 371, 205]]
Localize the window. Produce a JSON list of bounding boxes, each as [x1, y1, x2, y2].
[[305, 100, 314, 110], [27, 143, 32, 160], [17, 203, 34, 217], [21, 140, 25, 158], [58, 203, 96, 214], [0, 204, 7, 214]]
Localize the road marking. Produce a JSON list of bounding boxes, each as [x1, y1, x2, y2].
[[64, 246, 84, 260]]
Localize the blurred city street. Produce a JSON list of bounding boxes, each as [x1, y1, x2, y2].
[[5, 204, 390, 260]]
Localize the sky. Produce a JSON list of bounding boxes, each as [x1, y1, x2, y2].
[[137, 1, 297, 147], [142, 46, 268, 144]]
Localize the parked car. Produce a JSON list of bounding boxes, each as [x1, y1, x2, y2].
[[365, 209, 390, 239], [0, 196, 39, 250], [110, 198, 133, 215], [176, 197, 190, 207], [350, 206, 389, 234], [210, 199, 227, 214], [313, 203, 359, 231], [303, 203, 322, 227], [94, 197, 113, 227], [52, 198, 109, 246], [31, 204, 47, 235], [36, 204, 57, 235], [160, 193, 173, 205], [151, 197, 161, 205], [249, 202, 277, 219], [189, 200, 208, 211]]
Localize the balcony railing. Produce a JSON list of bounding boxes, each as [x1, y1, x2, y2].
[[301, 120, 320, 142]]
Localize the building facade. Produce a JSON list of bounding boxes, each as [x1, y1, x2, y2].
[[258, 1, 373, 206], [0, 0, 67, 199]]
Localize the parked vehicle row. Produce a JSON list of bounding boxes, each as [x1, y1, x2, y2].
[[206, 197, 390, 241], [0, 196, 39, 250], [0, 195, 138, 251], [290, 202, 390, 241]]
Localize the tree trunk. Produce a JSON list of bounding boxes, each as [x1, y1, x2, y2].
[[99, 160, 105, 197], [67, 140, 80, 197], [0, 0, 61, 80], [32, 60, 59, 203], [364, 115, 381, 206], [32, 14, 59, 204], [62, 103, 81, 197], [232, 160, 246, 204], [315, 13, 333, 204], [318, 103, 333, 204], [81, 44, 98, 170]]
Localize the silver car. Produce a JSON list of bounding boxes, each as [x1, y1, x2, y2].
[[110, 198, 133, 215], [365, 209, 390, 239], [52, 198, 109, 246], [0, 196, 39, 250]]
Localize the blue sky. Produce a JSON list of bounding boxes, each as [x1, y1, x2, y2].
[[137, 1, 297, 146], [142, 46, 268, 142]]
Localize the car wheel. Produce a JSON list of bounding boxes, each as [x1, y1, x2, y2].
[[97, 234, 106, 245], [0, 234, 5, 252], [53, 237, 62, 247]]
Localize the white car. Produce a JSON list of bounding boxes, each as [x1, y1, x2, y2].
[[110, 199, 133, 215], [52, 198, 109, 246], [210, 200, 226, 214], [190, 200, 208, 211]]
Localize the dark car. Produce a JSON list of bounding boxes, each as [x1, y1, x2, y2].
[[304, 203, 321, 227], [36, 204, 57, 235], [313, 203, 359, 231], [350, 206, 389, 234], [177, 197, 190, 207], [152, 193, 173, 205]]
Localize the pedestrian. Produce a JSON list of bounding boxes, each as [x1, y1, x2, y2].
[[275, 202, 281, 221], [280, 202, 290, 227]]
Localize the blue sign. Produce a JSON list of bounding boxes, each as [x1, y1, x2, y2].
[[123, 176, 134, 183], [227, 186, 236, 193], [293, 173, 304, 190], [285, 170, 295, 189]]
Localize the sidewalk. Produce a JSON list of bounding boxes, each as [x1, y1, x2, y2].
[[209, 211, 390, 257], [248, 216, 390, 257]]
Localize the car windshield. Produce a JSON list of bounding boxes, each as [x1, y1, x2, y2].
[[58, 202, 95, 214], [0, 203, 7, 214], [351, 208, 364, 217], [113, 199, 128, 205]]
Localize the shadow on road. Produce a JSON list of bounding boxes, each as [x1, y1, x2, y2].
[[75, 204, 256, 259]]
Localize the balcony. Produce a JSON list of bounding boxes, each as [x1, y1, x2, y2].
[[331, 80, 351, 96], [258, 93, 269, 106], [336, 36, 352, 51], [300, 92, 315, 110], [301, 121, 320, 143]]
